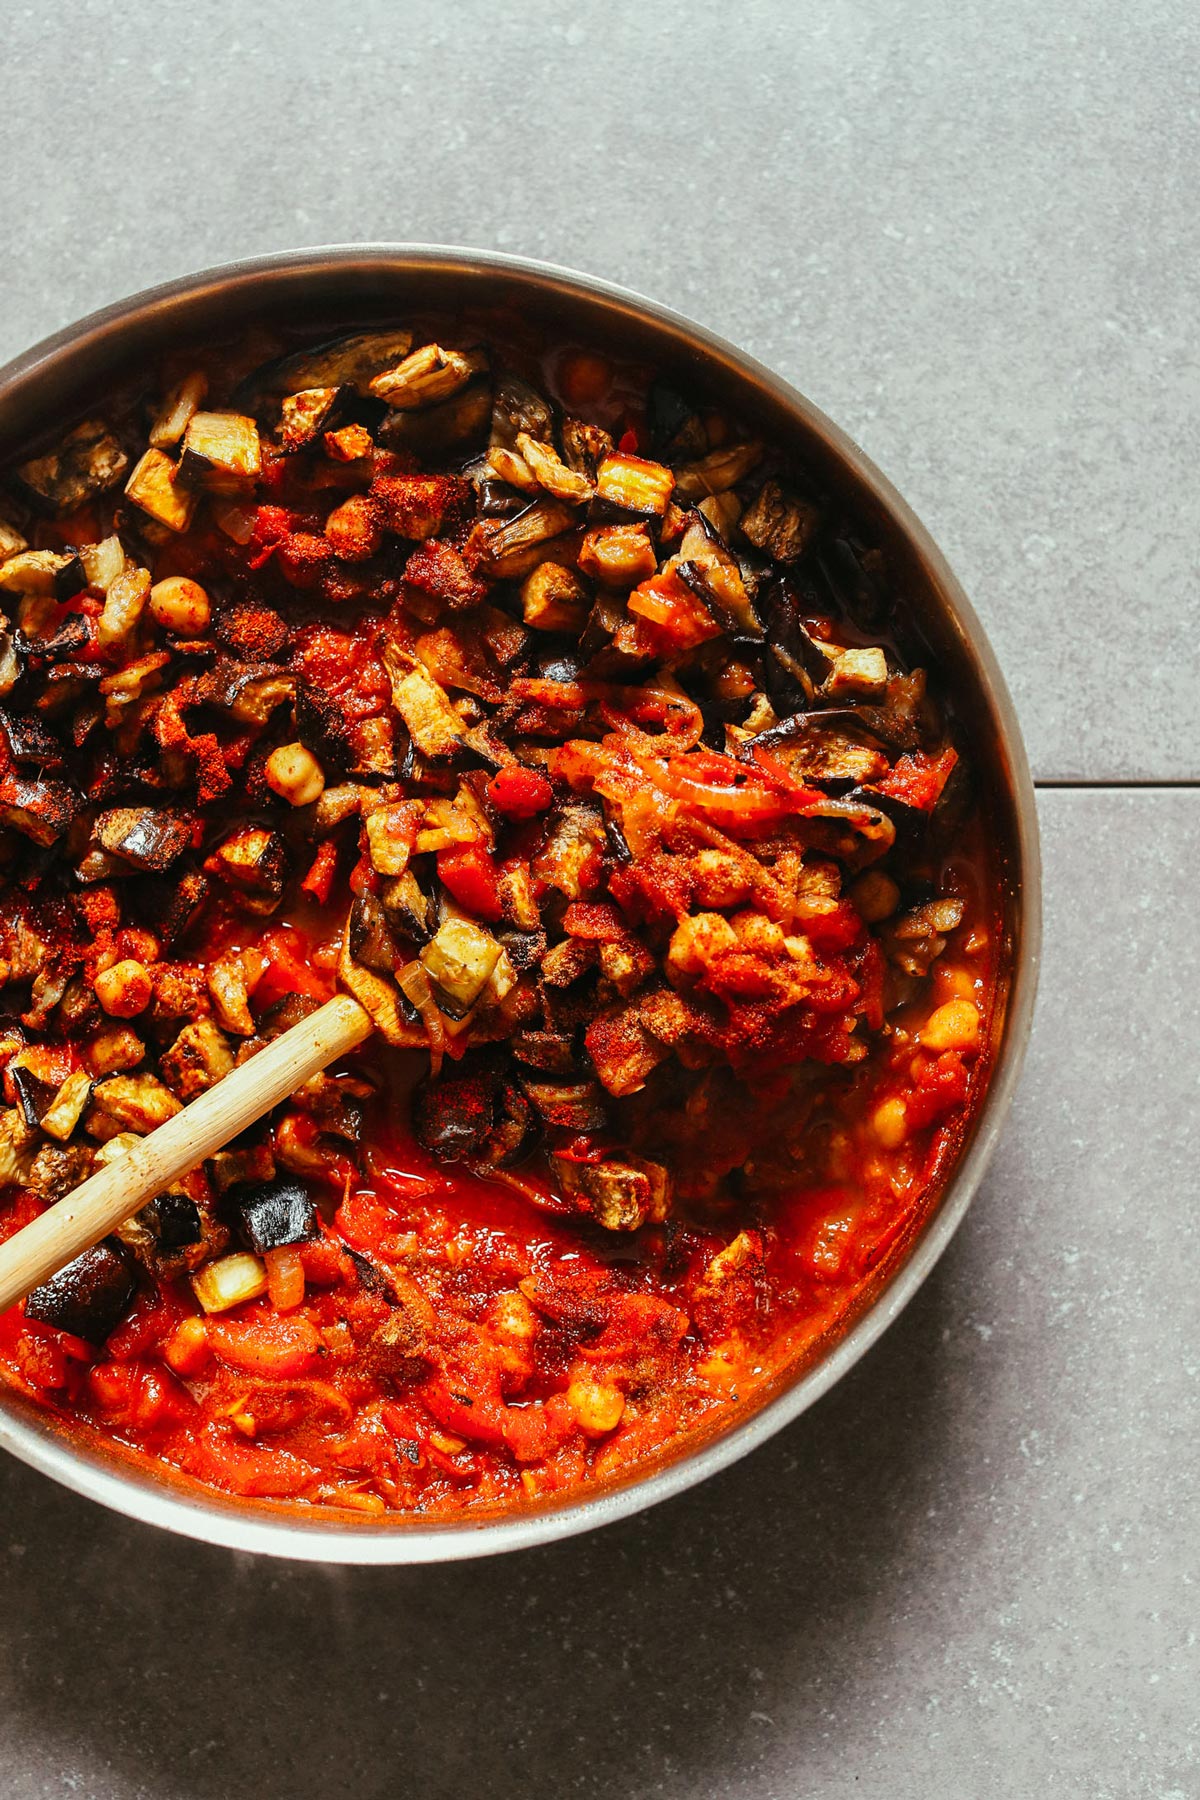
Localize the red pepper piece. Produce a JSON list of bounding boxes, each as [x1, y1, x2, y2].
[[486, 764, 554, 819], [436, 840, 503, 922]]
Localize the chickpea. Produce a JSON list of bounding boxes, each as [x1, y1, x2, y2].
[[935, 963, 977, 1002], [731, 910, 785, 954], [920, 998, 981, 1053], [872, 1097, 909, 1149], [149, 575, 211, 636], [667, 912, 739, 980], [265, 741, 325, 808], [94, 959, 152, 1018], [567, 1377, 625, 1437], [850, 870, 900, 923], [692, 848, 751, 910], [87, 1026, 146, 1075]]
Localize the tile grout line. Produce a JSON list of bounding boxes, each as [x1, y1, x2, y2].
[[1033, 780, 1200, 791]]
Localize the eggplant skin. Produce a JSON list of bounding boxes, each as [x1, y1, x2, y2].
[[25, 1239, 137, 1345], [16, 420, 128, 517], [144, 1191, 203, 1250], [226, 1178, 318, 1254]]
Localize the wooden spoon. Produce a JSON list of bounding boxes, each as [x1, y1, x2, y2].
[[0, 992, 371, 1315]]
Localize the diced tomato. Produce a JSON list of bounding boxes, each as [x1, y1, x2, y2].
[[208, 1313, 323, 1379], [436, 841, 502, 922], [105, 1287, 185, 1361], [805, 900, 863, 953], [905, 1051, 970, 1128], [253, 925, 333, 1008], [87, 1361, 197, 1434], [181, 1423, 321, 1498], [875, 748, 958, 812], [487, 765, 554, 819]]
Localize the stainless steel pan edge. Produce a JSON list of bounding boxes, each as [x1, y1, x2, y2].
[[0, 246, 1041, 1562]]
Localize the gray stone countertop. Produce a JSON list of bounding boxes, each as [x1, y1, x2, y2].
[[0, 3, 1195, 1796]]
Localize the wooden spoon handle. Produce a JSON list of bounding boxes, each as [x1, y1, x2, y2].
[[0, 992, 372, 1315]]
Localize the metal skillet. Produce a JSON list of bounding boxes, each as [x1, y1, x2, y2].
[[0, 246, 1040, 1562]]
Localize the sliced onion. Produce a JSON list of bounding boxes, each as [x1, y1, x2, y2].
[[397, 960, 446, 1079]]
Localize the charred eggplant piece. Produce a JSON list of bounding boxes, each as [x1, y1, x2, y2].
[[490, 374, 555, 449], [413, 1063, 498, 1163], [279, 385, 352, 452], [348, 890, 401, 974], [179, 412, 262, 493], [93, 807, 193, 873], [560, 417, 615, 482], [25, 1239, 137, 1345], [203, 827, 288, 912], [673, 441, 763, 503], [124, 449, 197, 532], [132, 867, 209, 948], [376, 378, 493, 459], [550, 1151, 673, 1232], [370, 343, 488, 410], [815, 535, 890, 630], [0, 549, 86, 600], [518, 1075, 608, 1132], [752, 575, 834, 709], [380, 869, 435, 944], [0, 706, 65, 769], [477, 476, 530, 520], [647, 381, 707, 460], [0, 771, 80, 845], [740, 478, 820, 564], [293, 681, 355, 773], [10, 1065, 54, 1129], [226, 1177, 319, 1255], [234, 330, 415, 416], [142, 1191, 203, 1251], [16, 420, 128, 517]]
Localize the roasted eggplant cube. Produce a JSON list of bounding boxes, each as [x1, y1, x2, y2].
[[377, 380, 493, 459], [179, 412, 262, 493], [280, 386, 351, 453], [594, 453, 675, 519], [413, 1065, 497, 1163], [202, 828, 288, 916], [370, 343, 487, 410], [383, 646, 467, 759], [551, 1151, 673, 1232], [0, 706, 65, 769], [380, 869, 435, 943], [125, 449, 198, 533], [739, 478, 820, 565], [420, 918, 502, 1014], [16, 420, 128, 517], [0, 548, 85, 600], [348, 890, 401, 973], [226, 1178, 319, 1255], [143, 1191, 204, 1251], [236, 330, 416, 412], [25, 1239, 137, 1345], [0, 772, 80, 845], [94, 806, 193, 873]]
